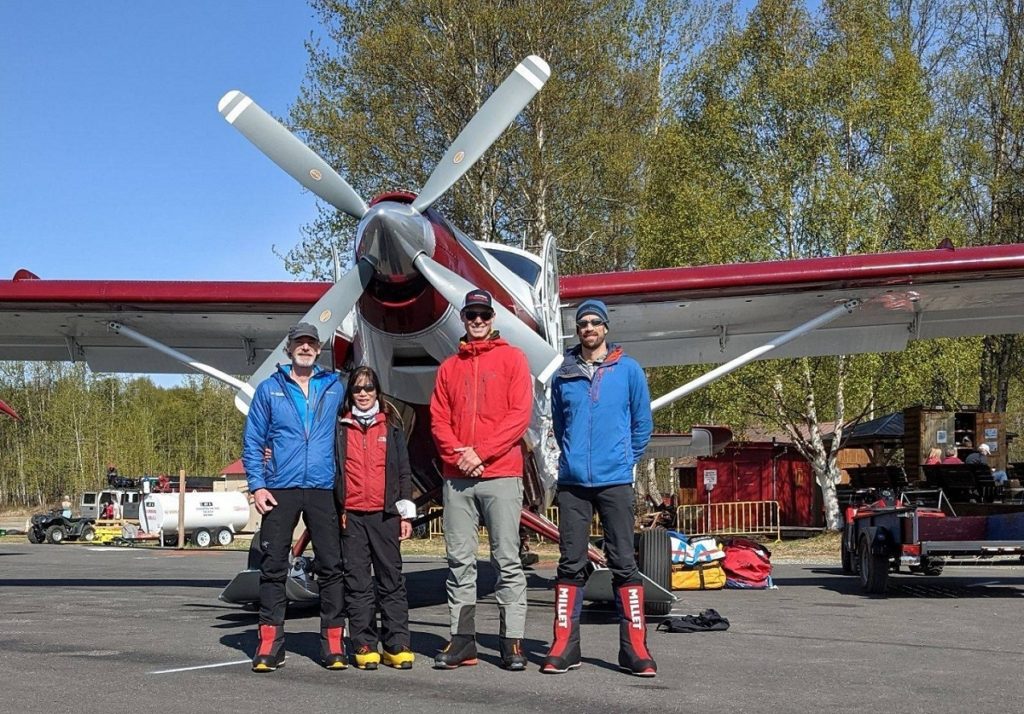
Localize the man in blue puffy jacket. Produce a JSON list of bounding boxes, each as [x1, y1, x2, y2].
[[542, 299, 656, 677], [243, 322, 346, 673]]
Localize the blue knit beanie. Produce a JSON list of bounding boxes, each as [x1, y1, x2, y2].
[[575, 299, 609, 324]]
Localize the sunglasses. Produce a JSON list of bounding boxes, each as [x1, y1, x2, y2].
[[350, 384, 377, 394], [463, 310, 494, 321], [576, 319, 605, 328]]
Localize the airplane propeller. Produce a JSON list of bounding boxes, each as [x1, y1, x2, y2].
[[412, 253, 562, 384], [217, 91, 369, 219], [412, 56, 550, 213], [233, 258, 375, 413], [220, 56, 557, 406]]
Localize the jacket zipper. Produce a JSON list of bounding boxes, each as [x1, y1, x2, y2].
[[469, 352, 479, 447], [587, 365, 596, 487], [282, 370, 334, 489]]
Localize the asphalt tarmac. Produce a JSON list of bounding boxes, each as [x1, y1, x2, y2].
[[1, 543, 1023, 714]]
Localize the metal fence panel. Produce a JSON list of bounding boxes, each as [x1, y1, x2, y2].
[[675, 500, 781, 541]]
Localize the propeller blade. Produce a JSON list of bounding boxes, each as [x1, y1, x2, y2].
[[412, 253, 562, 385], [234, 259, 375, 414], [218, 91, 368, 219], [412, 56, 550, 213]]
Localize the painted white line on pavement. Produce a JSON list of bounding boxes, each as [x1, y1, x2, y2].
[[149, 660, 250, 674]]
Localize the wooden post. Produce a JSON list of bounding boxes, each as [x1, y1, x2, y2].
[[177, 469, 186, 549]]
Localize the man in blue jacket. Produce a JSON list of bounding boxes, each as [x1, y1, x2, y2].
[[243, 322, 346, 673], [542, 299, 656, 677]]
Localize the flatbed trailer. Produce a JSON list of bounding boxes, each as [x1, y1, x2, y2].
[[841, 492, 1024, 594]]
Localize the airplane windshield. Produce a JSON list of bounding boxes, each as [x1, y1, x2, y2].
[[482, 247, 541, 287]]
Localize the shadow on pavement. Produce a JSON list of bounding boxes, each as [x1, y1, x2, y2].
[[782, 566, 1024, 598]]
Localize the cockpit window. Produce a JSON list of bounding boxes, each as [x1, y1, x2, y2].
[[482, 247, 541, 286]]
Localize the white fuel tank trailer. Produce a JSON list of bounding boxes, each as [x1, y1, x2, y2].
[[140, 491, 250, 547]]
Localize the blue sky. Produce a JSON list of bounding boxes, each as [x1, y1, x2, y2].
[[1, 1, 323, 282]]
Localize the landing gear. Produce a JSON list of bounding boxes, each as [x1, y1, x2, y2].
[[638, 527, 672, 616]]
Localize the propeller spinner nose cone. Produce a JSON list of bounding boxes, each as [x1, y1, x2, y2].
[[356, 202, 435, 281]]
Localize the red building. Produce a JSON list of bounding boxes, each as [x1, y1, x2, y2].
[[680, 442, 822, 528]]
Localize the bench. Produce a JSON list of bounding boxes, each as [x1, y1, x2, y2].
[[921, 464, 997, 502], [845, 466, 909, 490]]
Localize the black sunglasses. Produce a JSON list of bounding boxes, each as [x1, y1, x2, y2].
[[350, 384, 377, 394], [576, 318, 605, 328], [463, 310, 494, 321]]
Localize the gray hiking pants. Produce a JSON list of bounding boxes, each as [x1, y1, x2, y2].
[[443, 476, 526, 638]]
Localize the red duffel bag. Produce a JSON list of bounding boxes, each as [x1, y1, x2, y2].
[[721, 537, 773, 589]]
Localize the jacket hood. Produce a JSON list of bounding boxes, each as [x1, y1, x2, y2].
[[457, 333, 508, 357], [555, 343, 624, 378]]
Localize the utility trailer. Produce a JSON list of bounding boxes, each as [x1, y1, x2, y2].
[[841, 489, 1024, 594]]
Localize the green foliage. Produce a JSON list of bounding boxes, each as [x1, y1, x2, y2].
[[286, 0, 725, 278], [0, 363, 244, 508]]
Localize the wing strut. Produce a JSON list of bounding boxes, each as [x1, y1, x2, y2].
[[108, 322, 252, 395], [650, 299, 863, 411]]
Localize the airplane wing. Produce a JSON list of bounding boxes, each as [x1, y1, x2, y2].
[[559, 244, 1024, 367], [4, 245, 1024, 376], [0, 278, 329, 374]]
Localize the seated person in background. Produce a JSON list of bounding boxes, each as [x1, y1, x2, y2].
[[965, 442, 989, 466], [941, 445, 963, 464], [966, 443, 1008, 485], [925, 447, 942, 465]]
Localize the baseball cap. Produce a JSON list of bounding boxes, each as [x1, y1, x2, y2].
[[287, 322, 321, 343], [461, 289, 494, 312]]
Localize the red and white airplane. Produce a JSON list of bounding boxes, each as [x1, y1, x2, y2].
[[4, 56, 1024, 609]]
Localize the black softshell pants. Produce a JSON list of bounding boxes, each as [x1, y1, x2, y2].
[[259, 488, 344, 627], [556, 483, 641, 588], [343, 510, 410, 651]]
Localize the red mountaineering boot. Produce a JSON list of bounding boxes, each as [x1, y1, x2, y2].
[[615, 584, 657, 677], [321, 626, 348, 670], [541, 582, 582, 674], [252, 624, 286, 673]]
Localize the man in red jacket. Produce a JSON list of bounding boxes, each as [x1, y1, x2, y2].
[[430, 289, 533, 671]]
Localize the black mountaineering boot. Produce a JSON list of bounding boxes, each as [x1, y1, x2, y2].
[[252, 624, 286, 673], [433, 635, 478, 669], [541, 582, 582, 673], [499, 637, 527, 671]]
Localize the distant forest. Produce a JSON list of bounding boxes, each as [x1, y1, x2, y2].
[[0, 363, 243, 507]]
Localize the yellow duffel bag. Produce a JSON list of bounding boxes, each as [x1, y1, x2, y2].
[[671, 562, 726, 591]]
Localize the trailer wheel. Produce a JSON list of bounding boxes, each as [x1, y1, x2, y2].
[[637, 527, 672, 616], [163, 533, 179, 547], [45, 525, 66, 544], [840, 533, 855, 574], [920, 556, 944, 576], [27, 529, 42, 544], [81, 526, 96, 542], [858, 536, 888, 594], [192, 528, 212, 548], [215, 528, 234, 547]]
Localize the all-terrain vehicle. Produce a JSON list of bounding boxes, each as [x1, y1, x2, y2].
[[26, 511, 97, 544]]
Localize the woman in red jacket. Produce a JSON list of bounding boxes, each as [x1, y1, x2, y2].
[[335, 366, 416, 670]]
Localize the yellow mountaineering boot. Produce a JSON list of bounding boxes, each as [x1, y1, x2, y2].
[[382, 646, 415, 669], [353, 644, 381, 670]]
